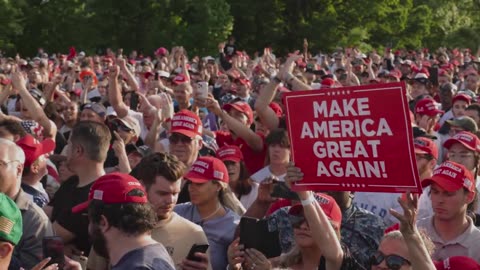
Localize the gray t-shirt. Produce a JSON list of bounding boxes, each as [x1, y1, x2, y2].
[[174, 203, 240, 270], [111, 243, 175, 270]]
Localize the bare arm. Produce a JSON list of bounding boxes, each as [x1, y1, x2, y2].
[[254, 81, 281, 130], [107, 65, 129, 118], [12, 72, 57, 139], [208, 98, 264, 151], [390, 193, 436, 270]]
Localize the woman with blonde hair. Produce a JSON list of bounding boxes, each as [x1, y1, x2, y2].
[[175, 156, 244, 270]]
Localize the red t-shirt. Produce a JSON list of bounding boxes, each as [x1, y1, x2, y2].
[[215, 131, 267, 174]]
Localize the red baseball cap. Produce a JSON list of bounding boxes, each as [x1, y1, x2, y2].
[[288, 193, 342, 229], [223, 101, 254, 125], [170, 110, 203, 138], [234, 78, 251, 88], [321, 77, 335, 88], [217, 145, 244, 163], [72, 173, 148, 213], [172, 74, 189, 85], [184, 156, 229, 184], [414, 137, 439, 160], [269, 102, 283, 117], [452, 93, 472, 105], [16, 135, 55, 167], [415, 98, 444, 117], [443, 131, 480, 153], [155, 47, 168, 56], [422, 161, 475, 193], [434, 256, 480, 270]]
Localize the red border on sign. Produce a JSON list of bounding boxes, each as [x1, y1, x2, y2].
[[283, 82, 421, 193]]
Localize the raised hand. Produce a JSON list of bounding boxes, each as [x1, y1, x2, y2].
[[390, 192, 419, 235]]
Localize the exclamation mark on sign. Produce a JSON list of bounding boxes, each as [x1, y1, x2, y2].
[[380, 161, 387, 178]]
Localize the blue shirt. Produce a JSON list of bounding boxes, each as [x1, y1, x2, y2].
[[174, 203, 240, 270]]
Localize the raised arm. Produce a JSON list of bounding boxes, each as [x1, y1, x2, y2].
[[390, 193, 436, 270], [286, 163, 344, 270], [11, 72, 57, 139], [107, 65, 129, 118], [207, 98, 264, 151], [254, 81, 281, 130]]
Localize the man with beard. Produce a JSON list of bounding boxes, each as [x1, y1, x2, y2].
[[72, 172, 175, 270], [87, 153, 211, 270], [44, 121, 111, 256]]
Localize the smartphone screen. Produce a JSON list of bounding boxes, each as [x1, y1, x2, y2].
[[130, 92, 139, 110], [42, 236, 65, 268], [186, 244, 209, 262]]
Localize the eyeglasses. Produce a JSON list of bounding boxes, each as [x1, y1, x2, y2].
[[370, 251, 411, 270], [169, 134, 193, 144], [288, 214, 308, 229]]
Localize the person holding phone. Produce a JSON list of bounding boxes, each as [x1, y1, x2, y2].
[[175, 157, 243, 270]]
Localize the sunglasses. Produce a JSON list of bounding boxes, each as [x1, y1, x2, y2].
[[370, 251, 411, 270], [169, 134, 193, 144], [288, 214, 308, 229]]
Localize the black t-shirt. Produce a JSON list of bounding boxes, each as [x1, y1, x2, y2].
[[49, 175, 93, 255]]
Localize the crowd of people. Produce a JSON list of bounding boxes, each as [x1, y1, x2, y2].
[[0, 38, 480, 270]]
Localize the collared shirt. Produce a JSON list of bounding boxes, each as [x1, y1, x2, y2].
[[417, 216, 480, 263], [11, 189, 53, 270]]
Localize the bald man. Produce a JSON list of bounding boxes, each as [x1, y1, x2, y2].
[[0, 138, 53, 269]]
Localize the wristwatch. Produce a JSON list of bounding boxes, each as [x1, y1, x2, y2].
[[301, 192, 315, 206], [272, 76, 282, 84]]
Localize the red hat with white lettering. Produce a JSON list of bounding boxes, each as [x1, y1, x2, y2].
[[217, 145, 244, 163], [434, 256, 480, 270], [414, 137, 438, 160], [72, 172, 148, 213], [184, 156, 229, 184], [170, 110, 203, 138], [415, 98, 444, 117], [422, 161, 475, 193], [443, 131, 480, 153], [288, 193, 342, 229]]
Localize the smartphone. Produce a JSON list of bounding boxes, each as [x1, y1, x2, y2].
[[186, 244, 209, 262], [42, 236, 65, 269], [196, 82, 209, 99], [271, 182, 300, 200], [154, 72, 159, 81], [130, 92, 139, 110], [239, 217, 281, 258]]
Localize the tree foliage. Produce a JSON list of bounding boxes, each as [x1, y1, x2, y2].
[[1, 0, 479, 56]]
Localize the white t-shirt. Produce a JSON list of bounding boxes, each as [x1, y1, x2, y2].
[[250, 166, 286, 183], [352, 192, 403, 226], [238, 182, 259, 210]]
